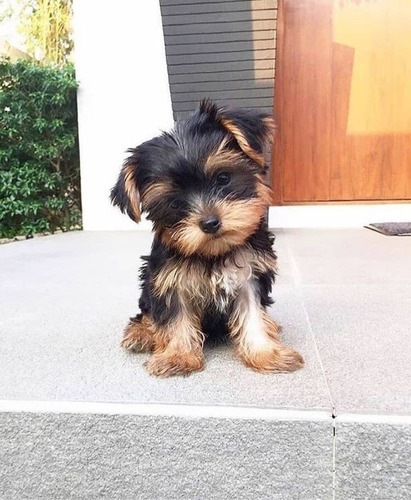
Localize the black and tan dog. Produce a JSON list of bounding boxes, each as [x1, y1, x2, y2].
[[111, 100, 303, 377]]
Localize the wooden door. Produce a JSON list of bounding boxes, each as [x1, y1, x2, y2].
[[272, 0, 411, 203]]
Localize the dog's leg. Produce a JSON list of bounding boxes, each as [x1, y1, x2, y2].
[[121, 314, 156, 352], [145, 308, 205, 377], [229, 283, 304, 373]]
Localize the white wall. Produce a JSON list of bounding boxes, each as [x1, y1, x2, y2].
[[269, 204, 411, 228], [74, 0, 173, 230]]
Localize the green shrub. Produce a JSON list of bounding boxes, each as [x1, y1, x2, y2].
[[0, 59, 81, 238]]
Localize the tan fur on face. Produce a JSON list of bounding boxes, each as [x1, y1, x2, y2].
[[215, 195, 266, 240], [161, 219, 233, 257], [256, 175, 273, 205], [161, 187, 269, 257], [142, 180, 174, 209], [204, 147, 244, 174], [123, 163, 141, 222]]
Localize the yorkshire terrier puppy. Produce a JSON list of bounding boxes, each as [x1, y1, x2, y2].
[[111, 100, 304, 377]]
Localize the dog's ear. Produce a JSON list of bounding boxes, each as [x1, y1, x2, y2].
[[199, 99, 275, 169], [110, 148, 141, 223]]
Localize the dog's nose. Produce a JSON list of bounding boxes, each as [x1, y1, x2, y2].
[[200, 215, 221, 234]]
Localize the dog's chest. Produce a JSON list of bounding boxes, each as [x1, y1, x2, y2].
[[209, 260, 250, 297], [154, 247, 267, 311], [178, 252, 253, 311]]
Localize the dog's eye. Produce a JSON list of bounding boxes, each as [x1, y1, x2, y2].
[[216, 172, 231, 186], [170, 199, 183, 209]]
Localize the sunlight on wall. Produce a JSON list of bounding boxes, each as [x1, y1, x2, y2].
[[251, 0, 277, 81], [333, 0, 411, 134]]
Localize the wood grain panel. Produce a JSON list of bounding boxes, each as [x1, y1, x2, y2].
[[274, 0, 332, 202], [330, 0, 411, 200], [272, 0, 411, 202]]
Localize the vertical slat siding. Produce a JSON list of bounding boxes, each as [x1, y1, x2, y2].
[[159, 0, 277, 119]]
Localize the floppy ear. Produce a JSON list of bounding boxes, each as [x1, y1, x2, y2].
[[110, 149, 141, 223], [199, 99, 275, 170]]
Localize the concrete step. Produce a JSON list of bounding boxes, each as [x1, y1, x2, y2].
[[0, 402, 332, 500], [0, 229, 410, 499]]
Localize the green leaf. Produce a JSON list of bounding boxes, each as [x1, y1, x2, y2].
[[0, 59, 81, 238]]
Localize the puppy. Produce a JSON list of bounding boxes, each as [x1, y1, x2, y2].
[[111, 99, 303, 377]]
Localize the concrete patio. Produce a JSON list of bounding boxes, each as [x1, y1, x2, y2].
[[0, 228, 410, 499]]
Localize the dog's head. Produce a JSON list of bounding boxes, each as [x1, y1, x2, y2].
[[111, 100, 274, 257]]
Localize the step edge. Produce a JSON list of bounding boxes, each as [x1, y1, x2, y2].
[[336, 412, 411, 425], [0, 400, 331, 422]]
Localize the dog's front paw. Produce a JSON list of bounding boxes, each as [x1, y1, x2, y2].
[[144, 351, 204, 377], [121, 316, 155, 352], [241, 345, 304, 374]]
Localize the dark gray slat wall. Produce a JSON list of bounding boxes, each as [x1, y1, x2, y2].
[[169, 69, 274, 84], [159, 0, 277, 119], [172, 78, 273, 93], [163, 20, 275, 36], [162, 9, 276, 26], [161, 0, 272, 4], [170, 49, 274, 65], [168, 59, 275, 76], [174, 98, 273, 112], [166, 39, 276, 55], [173, 88, 273, 102], [161, 0, 274, 15], [166, 30, 275, 45]]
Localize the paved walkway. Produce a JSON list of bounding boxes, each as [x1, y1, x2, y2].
[[1, 228, 410, 499]]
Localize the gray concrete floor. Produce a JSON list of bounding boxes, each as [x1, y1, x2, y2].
[[0, 227, 410, 416], [1, 228, 411, 499]]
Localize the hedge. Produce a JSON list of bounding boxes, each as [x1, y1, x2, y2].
[[0, 59, 81, 238]]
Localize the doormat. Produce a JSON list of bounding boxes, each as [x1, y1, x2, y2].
[[365, 222, 411, 236]]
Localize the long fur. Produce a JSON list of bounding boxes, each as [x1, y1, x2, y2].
[[111, 100, 303, 376]]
